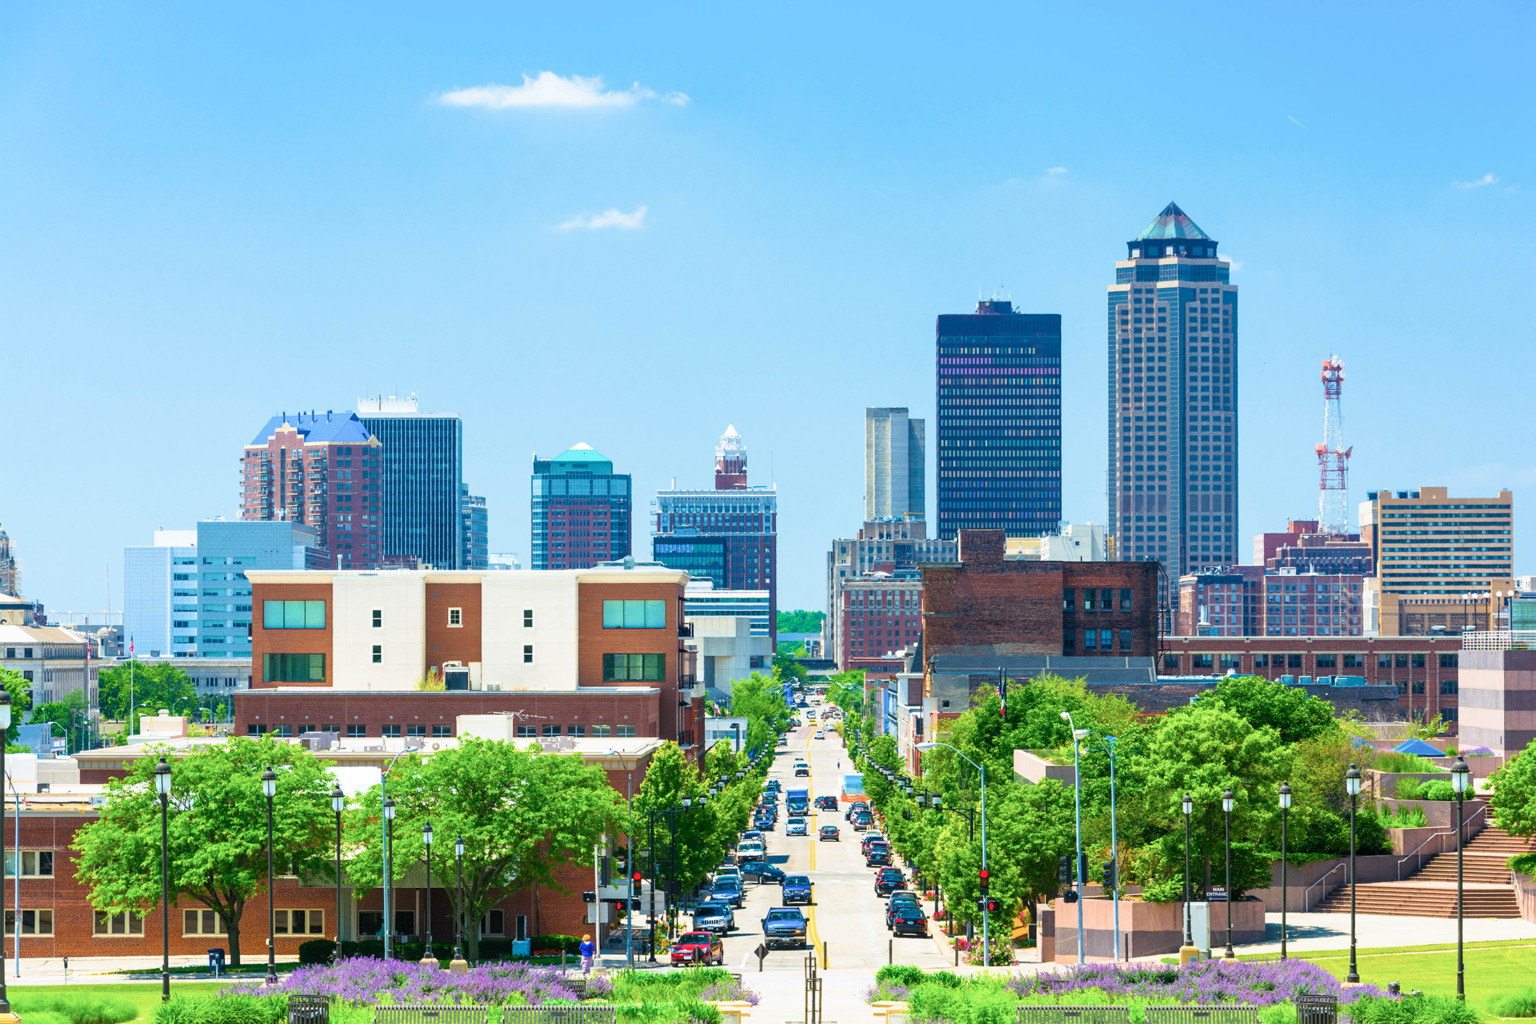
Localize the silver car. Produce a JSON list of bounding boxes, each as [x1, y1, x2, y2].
[[692, 900, 735, 934]]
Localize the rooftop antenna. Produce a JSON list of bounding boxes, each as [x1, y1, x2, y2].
[[1315, 356, 1352, 535]]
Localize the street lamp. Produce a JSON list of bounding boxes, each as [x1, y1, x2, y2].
[[917, 741, 988, 967], [155, 756, 172, 1001], [1061, 711, 1088, 964], [1221, 787, 1235, 959], [261, 766, 278, 986], [451, 834, 467, 973], [421, 823, 436, 965], [1180, 793, 1195, 964], [1452, 756, 1473, 1000], [1344, 763, 1362, 983], [1278, 782, 1292, 961], [382, 797, 396, 956], [331, 785, 345, 964]]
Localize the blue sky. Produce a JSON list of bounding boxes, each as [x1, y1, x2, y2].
[[3, 3, 1533, 615]]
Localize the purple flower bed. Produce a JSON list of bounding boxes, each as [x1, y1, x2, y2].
[[698, 980, 760, 1005], [237, 957, 592, 1006], [1006, 959, 1386, 1006]]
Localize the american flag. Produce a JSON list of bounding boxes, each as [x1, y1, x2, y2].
[[129, 637, 135, 658], [997, 668, 1007, 720]]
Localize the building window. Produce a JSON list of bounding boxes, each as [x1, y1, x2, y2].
[[567, 724, 586, 737], [1395, 654, 1409, 668], [604, 653, 665, 681], [1063, 630, 1075, 653], [373, 609, 382, 628], [274, 909, 325, 935], [1412, 681, 1426, 695], [1192, 654, 1213, 669], [616, 725, 636, 738], [602, 600, 667, 629], [1119, 589, 1133, 611], [4, 851, 53, 878], [406, 724, 426, 738], [5, 910, 53, 936], [591, 724, 612, 738], [516, 725, 537, 738], [1163, 654, 1180, 671], [1083, 630, 1097, 652], [347, 725, 367, 738], [382, 725, 402, 738], [247, 725, 268, 736], [263, 653, 325, 683], [1100, 589, 1114, 611], [523, 645, 535, 664], [1377, 654, 1392, 669], [1119, 629, 1133, 652], [183, 909, 228, 936], [372, 646, 382, 664], [448, 608, 463, 628], [1253, 654, 1270, 668], [1287, 654, 1303, 669], [1083, 590, 1098, 612], [432, 725, 452, 738], [357, 911, 384, 937], [481, 910, 506, 937], [1412, 654, 1426, 668], [1440, 679, 1458, 694], [94, 911, 145, 936], [1440, 653, 1459, 669], [1219, 654, 1240, 670], [1341, 654, 1362, 669], [541, 725, 560, 737], [523, 609, 534, 628], [1063, 590, 1075, 612], [262, 600, 326, 629]]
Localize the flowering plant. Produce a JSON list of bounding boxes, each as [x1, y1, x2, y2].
[[237, 957, 586, 1006], [1006, 959, 1385, 1006]]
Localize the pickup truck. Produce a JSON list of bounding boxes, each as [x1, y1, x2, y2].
[[761, 907, 809, 949], [786, 788, 810, 816], [781, 874, 813, 905]]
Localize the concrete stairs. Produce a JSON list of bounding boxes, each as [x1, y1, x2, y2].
[[1312, 825, 1534, 919]]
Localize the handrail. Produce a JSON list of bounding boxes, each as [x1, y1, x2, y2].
[[1395, 802, 1488, 880], [1303, 863, 1347, 911]]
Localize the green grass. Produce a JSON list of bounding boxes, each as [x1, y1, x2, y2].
[[112, 962, 302, 976], [12, 985, 226, 1023], [1243, 938, 1536, 959], [1258, 943, 1536, 1015]]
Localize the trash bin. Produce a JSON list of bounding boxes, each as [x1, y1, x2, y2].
[[208, 948, 227, 975], [511, 938, 531, 957]]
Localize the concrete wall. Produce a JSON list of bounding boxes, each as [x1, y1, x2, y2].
[[1048, 897, 1264, 960]]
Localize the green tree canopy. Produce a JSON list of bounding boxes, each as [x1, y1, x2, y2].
[[725, 671, 790, 756], [776, 610, 824, 634], [0, 667, 31, 744], [1491, 739, 1536, 838], [1198, 675, 1337, 745], [73, 735, 334, 966], [97, 661, 198, 723], [345, 737, 624, 959], [29, 690, 87, 753], [632, 742, 723, 913]]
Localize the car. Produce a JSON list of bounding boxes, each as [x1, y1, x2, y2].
[[865, 844, 892, 867], [874, 867, 905, 897], [794, 764, 810, 777], [742, 830, 764, 843], [786, 817, 808, 836], [715, 866, 741, 884], [761, 907, 809, 949], [852, 814, 871, 832], [814, 731, 825, 740], [781, 874, 813, 905], [816, 796, 838, 811], [739, 860, 787, 884], [691, 901, 735, 935], [754, 817, 776, 833], [818, 824, 840, 842], [672, 930, 727, 965], [889, 905, 929, 937], [861, 833, 886, 854], [846, 801, 868, 821], [886, 893, 921, 929], [710, 877, 746, 907]]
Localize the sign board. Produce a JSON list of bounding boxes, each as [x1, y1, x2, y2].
[[1207, 885, 1227, 903], [585, 903, 611, 925]]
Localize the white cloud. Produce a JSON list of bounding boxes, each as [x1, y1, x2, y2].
[[1218, 252, 1244, 272], [1453, 172, 1499, 189], [1287, 114, 1307, 129], [558, 206, 649, 231], [437, 72, 690, 110], [1046, 166, 1068, 176]]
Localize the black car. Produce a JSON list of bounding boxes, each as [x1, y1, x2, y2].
[[874, 867, 905, 896], [886, 894, 921, 929], [739, 860, 787, 884], [865, 844, 892, 867], [846, 802, 869, 822], [890, 905, 929, 937], [816, 795, 838, 811]]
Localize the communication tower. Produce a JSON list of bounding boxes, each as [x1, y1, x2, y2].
[[1315, 357, 1352, 535]]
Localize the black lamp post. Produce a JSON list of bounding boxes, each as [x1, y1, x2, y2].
[[382, 797, 395, 949], [331, 785, 344, 964], [1180, 792, 1194, 962], [1278, 781, 1292, 961], [155, 756, 172, 1000], [261, 766, 278, 985], [1221, 787, 1235, 959], [421, 823, 436, 965], [1451, 756, 1473, 1000], [451, 834, 467, 972], [1345, 763, 1362, 984]]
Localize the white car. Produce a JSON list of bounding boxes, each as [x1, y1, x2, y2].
[[814, 730, 825, 739]]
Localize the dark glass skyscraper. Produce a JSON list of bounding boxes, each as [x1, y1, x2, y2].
[[357, 396, 464, 569], [935, 300, 1062, 541]]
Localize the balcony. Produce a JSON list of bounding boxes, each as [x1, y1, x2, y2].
[[678, 621, 694, 638], [677, 730, 696, 747]]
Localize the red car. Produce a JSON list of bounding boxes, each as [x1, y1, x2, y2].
[[670, 930, 726, 966]]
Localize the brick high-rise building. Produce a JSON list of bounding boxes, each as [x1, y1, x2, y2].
[[241, 411, 383, 568], [653, 426, 778, 636], [1175, 566, 1363, 638], [935, 301, 1062, 541], [825, 518, 956, 669], [865, 408, 925, 521], [1107, 203, 1239, 612], [530, 444, 632, 571]]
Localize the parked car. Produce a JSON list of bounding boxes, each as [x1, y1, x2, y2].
[[874, 867, 906, 897], [818, 824, 840, 842], [739, 860, 786, 884], [671, 930, 726, 965], [889, 905, 929, 937], [886, 893, 921, 929], [761, 907, 809, 949], [742, 830, 764, 843], [846, 801, 868, 821], [786, 817, 808, 836], [781, 874, 813, 905], [852, 813, 871, 831], [692, 901, 735, 935], [865, 843, 892, 867], [714, 866, 741, 885], [861, 833, 886, 854], [711, 877, 746, 907]]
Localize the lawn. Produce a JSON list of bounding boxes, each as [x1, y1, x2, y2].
[[12, 982, 226, 1022], [1269, 944, 1536, 1014]]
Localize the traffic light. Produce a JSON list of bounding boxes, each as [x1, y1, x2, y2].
[[1101, 859, 1118, 892], [978, 868, 990, 896], [1058, 856, 1071, 887], [632, 871, 643, 885], [975, 897, 1000, 914]]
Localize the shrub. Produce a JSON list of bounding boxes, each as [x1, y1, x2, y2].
[[15, 995, 137, 1024], [1420, 780, 1455, 801], [1488, 988, 1536, 1018], [193, 995, 288, 1024], [1141, 875, 1186, 904], [1510, 851, 1536, 876], [1395, 778, 1421, 800], [874, 965, 926, 988], [1376, 752, 1439, 773], [150, 1002, 203, 1024], [530, 933, 581, 955], [298, 939, 335, 965], [1347, 993, 1480, 1024], [1376, 806, 1427, 829]]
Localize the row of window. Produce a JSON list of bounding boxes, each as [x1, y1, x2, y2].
[[1165, 652, 1457, 670], [514, 724, 636, 738], [248, 724, 454, 738], [1063, 589, 1135, 612], [264, 600, 327, 629], [1064, 629, 1135, 653], [603, 600, 667, 629]]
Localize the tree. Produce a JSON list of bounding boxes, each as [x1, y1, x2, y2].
[[726, 672, 790, 756], [346, 737, 623, 959], [936, 779, 1076, 930], [776, 610, 824, 634], [1199, 675, 1336, 744], [632, 743, 722, 921], [0, 668, 30, 744], [772, 653, 809, 688], [97, 661, 197, 722], [1490, 739, 1536, 838], [29, 690, 87, 753], [73, 735, 334, 966]]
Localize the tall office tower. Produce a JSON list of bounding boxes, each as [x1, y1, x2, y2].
[[653, 426, 779, 634], [1107, 202, 1238, 610], [865, 408, 926, 521], [1361, 486, 1515, 635], [530, 444, 632, 570], [935, 300, 1061, 541], [242, 411, 383, 568], [357, 395, 464, 569], [124, 529, 199, 658], [462, 487, 489, 570], [0, 525, 19, 596]]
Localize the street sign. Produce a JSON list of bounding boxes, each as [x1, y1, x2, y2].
[[1207, 885, 1228, 903]]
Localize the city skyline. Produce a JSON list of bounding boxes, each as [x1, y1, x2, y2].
[[4, 4, 1533, 613]]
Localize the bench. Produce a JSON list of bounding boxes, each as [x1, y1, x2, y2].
[[1143, 1006, 1261, 1024], [1295, 994, 1338, 1024], [1018, 1007, 1134, 1024], [289, 995, 330, 1024], [372, 1007, 490, 1024], [501, 1008, 621, 1024]]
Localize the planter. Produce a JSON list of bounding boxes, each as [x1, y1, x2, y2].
[[1516, 873, 1536, 926], [1379, 797, 1488, 831], [707, 1001, 753, 1024], [1045, 896, 1263, 961], [1014, 750, 1076, 786], [1369, 770, 1447, 800], [871, 1002, 911, 1024]]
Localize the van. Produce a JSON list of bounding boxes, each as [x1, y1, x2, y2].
[[736, 840, 767, 864]]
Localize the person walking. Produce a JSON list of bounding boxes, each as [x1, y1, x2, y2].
[[579, 933, 596, 976]]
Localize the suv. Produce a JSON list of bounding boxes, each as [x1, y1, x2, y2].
[[710, 877, 745, 907], [886, 892, 920, 929], [846, 801, 868, 822], [786, 817, 808, 836], [781, 874, 813, 905], [692, 901, 735, 934], [761, 907, 809, 949], [851, 812, 872, 831], [861, 833, 886, 855], [794, 763, 811, 778], [816, 796, 838, 811], [874, 867, 905, 897], [889, 904, 929, 937]]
